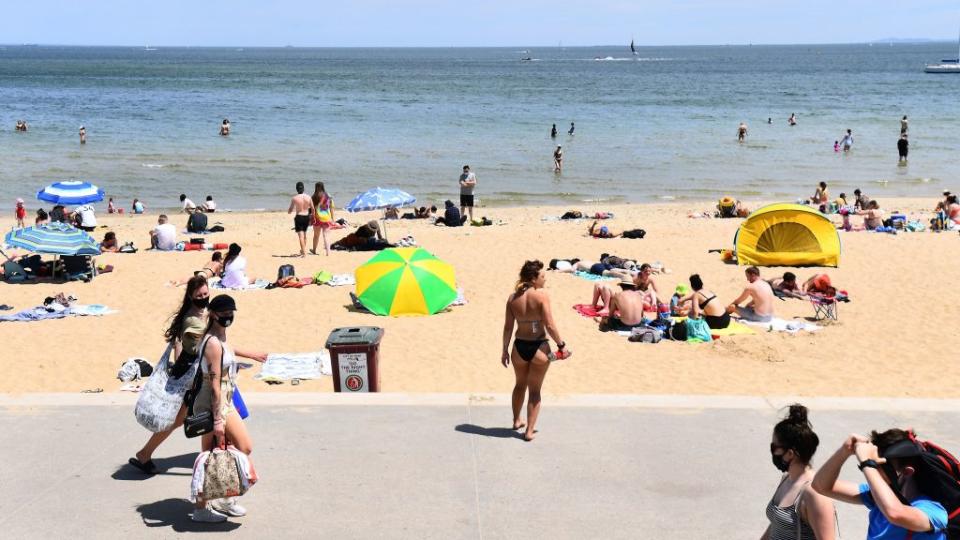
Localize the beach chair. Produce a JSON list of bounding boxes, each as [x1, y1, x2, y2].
[[61, 255, 97, 282], [808, 293, 838, 321]]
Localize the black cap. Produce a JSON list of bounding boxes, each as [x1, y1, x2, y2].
[[209, 294, 237, 313], [881, 439, 922, 459]]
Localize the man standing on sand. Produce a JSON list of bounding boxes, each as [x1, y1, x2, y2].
[[288, 181, 314, 257], [726, 266, 775, 323], [737, 122, 748, 143], [553, 145, 563, 173], [898, 133, 909, 163], [459, 165, 477, 221]]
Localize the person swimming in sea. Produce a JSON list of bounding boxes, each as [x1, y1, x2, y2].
[[788, 113, 797, 126], [550, 124, 557, 138], [568, 122, 575, 135], [738, 122, 748, 143], [553, 145, 563, 173], [220, 118, 230, 136]]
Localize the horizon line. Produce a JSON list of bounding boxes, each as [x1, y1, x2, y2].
[[1, 39, 955, 49]]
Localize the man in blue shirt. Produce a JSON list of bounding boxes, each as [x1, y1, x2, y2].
[[813, 429, 948, 539]]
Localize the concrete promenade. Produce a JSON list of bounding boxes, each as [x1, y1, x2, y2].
[[2, 393, 959, 539]]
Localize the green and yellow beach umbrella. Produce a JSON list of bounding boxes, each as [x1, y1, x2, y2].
[[355, 247, 457, 316]]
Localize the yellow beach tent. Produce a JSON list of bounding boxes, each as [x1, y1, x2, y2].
[[734, 203, 840, 267]]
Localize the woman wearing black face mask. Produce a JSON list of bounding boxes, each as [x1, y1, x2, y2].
[[763, 404, 837, 539], [129, 279, 266, 476], [191, 294, 264, 523]]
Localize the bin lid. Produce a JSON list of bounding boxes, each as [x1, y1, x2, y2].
[[325, 326, 384, 348]]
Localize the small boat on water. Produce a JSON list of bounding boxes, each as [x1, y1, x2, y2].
[[925, 28, 960, 73]]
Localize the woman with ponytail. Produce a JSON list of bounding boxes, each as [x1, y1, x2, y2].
[[501, 260, 571, 441], [763, 404, 837, 539]]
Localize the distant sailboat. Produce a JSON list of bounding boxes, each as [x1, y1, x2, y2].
[[925, 26, 960, 73], [630, 39, 637, 56], [144, 45, 157, 51]]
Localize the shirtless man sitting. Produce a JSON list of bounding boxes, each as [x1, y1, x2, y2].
[[726, 266, 775, 322], [287, 181, 315, 257], [600, 277, 653, 331], [767, 271, 804, 299]]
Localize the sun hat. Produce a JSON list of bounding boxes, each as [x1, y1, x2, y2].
[[15, 198, 24, 204], [675, 285, 690, 296], [618, 277, 636, 288]]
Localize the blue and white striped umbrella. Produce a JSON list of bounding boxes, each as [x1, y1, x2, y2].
[[344, 187, 416, 213], [37, 180, 105, 205], [4, 222, 101, 256]]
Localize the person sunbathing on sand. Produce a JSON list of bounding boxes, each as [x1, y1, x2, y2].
[[558, 259, 634, 281], [588, 221, 619, 238], [681, 274, 731, 329], [726, 265, 775, 323], [857, 200, 884, 230], [170, 252, 224, 286], [220, 243, 257, 287], [768, 271, 805, 299], [100, 231, 119, 253], [598, 277, 655, 331]]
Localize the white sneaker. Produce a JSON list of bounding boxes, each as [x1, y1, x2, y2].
[[212, 498, 247, 517], [191, 506, 228, 523]]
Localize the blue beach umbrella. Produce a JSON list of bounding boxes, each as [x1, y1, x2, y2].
[[37, 180, 105, 205], [4, 222, 101, 256], [344, 187, 416, 213]]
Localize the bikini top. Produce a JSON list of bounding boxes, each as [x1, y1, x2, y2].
[[698, 292, 717, 309]]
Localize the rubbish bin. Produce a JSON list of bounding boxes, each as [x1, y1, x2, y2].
[[325, 326, 385, 392]]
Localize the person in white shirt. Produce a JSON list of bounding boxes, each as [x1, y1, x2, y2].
[[202, 195, 217, 213], [180, 194, 197, 213], [150, 215, 177, 251], [71, 204, 98, 231]]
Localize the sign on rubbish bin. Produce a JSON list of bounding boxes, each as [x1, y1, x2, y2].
[[326, 326, 384, 392], [337, 352, 369, 392]]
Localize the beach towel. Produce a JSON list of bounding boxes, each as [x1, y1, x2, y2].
[[673, 317, 755, 337], [210, 278, 271, 290], [742, 317, 821, 333], [449, 288, 468, 306], [325, 274, 355, 287], [573, 271, 616, 282], [0, 304, 116, 322], [255, 350, 332, 382], [573, 304, 608, 318]]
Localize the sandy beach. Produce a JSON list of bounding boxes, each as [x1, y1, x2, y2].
[[1, 197, 955, 397]]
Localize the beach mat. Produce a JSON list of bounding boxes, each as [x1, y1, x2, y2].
[[672, 316, 754, 337], [210, 278, 271, 291], [573, 271, 616, 282], [573, 304, 608, 318]]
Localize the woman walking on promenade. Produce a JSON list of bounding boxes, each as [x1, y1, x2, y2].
[[762, 404, 836, 539], [310, 181, 335, 256], [192, 294, 261, 522], [129, 276, 210, 473], [501, 260, 571, 441], [129, 278, 265, 474]]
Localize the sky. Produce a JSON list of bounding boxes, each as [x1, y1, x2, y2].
[[3, 0, 959, 47]]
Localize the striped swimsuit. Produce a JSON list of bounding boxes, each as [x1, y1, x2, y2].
[[765, 479, 816, 540]]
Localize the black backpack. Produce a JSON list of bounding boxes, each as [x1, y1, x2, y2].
[[187, 212, 208, 233], [885, 432, 960, 538], [277, 264, 295, 280]]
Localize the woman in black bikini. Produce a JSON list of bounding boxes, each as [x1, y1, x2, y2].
[[684, 274, 730, 330], [501, 260, 571, 441]]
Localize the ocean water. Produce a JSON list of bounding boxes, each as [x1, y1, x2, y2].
[[0, 43, 958, 210]]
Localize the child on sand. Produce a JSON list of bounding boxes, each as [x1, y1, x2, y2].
[[14, 198, 26, 228]]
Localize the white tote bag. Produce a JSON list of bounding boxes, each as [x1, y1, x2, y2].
[[134, 339, 207, 433]]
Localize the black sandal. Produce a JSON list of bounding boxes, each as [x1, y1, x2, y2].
[[128, 457, 159, 474]]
